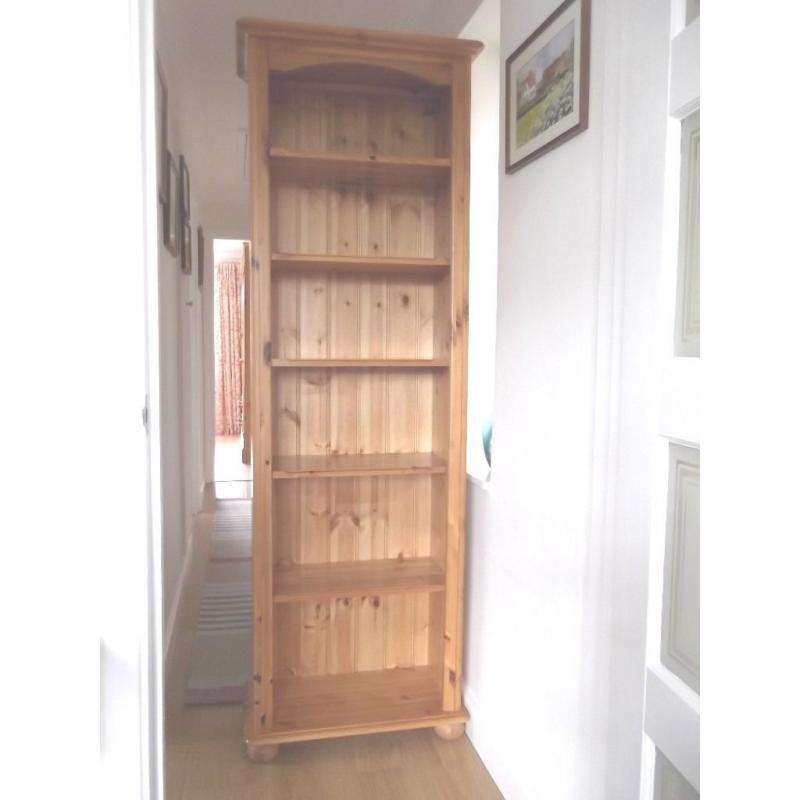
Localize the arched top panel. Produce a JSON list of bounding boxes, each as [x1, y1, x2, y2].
[[270, 62, 446, 95]]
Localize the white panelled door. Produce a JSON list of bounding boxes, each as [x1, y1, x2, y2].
[[641, 2, 700, 798]]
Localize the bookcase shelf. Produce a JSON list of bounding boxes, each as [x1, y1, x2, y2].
[[238, 17, 480, 760], [272, 358, 449, 369], [255, 667, 468, 744], [271, 253, 450, 275], [273, 452, 447, 479], [273, 558, 445, 603], [269, 147, 450, 186]]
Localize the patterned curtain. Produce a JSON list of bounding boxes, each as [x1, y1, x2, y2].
[[214, 259, 244, 436]]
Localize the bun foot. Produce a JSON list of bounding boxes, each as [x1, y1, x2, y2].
[[246, 742, 280, 762], [434, 723, 465, 741]]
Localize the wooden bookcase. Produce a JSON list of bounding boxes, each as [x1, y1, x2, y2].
[[236, 19, 482, 760]]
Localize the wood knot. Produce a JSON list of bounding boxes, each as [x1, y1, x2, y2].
[[282, 407, 300, 426]]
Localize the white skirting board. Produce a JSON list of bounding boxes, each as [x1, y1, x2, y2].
[[164, 527, 194, 669]]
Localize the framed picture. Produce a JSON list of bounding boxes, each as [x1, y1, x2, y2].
[[197, 225, 205, 287], [163, 150, 179, 256], [156, 56, 168, 204], [181, 218, 192, 275], [505, 0, 591, 173], [179, 155, 190, 220]]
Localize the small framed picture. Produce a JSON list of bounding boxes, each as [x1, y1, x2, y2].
[[197, 225, 205, 287], [156, 56, 168, 204], [181, 218, 192, 275], [163, 150, 179, 256], [179, 155, 190, 220], [505, 0, 591, 173]]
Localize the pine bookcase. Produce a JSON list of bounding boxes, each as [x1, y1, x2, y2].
[[236, 18, 482, 761]]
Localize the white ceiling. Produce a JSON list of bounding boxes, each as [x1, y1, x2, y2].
[[156, 0, 483, 238]]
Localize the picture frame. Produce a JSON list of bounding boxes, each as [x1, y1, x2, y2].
[[181, 218, 192, 275], [197, 225, 205, 287], [163, 150, 179, 256], [156, 56, 168, 204], [505, 0, 591, 173], [179, 155, 190, 221]]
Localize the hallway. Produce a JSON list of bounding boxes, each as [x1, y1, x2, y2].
[[214, 435, 252, 483]]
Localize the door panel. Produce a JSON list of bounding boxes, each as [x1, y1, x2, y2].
[[642, 4, 700, 797], [661, 444, 700, 692], [674, 112, 700, 357], [655, 749, 699, 800]]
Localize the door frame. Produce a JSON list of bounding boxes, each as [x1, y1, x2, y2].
[[639, 3, 700, 796]]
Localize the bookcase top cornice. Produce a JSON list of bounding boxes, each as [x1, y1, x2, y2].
[[236, 17, 483, 82]]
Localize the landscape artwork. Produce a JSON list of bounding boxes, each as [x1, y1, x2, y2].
[[515, 21, 575, 148], [506, 0, 590, 172]]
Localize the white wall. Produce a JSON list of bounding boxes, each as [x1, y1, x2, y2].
[[462, 0, 671, 797], [156, 51, 209, 657], [462, 0, 500, 480]]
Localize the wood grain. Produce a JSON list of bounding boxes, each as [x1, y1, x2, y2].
[[240, 20, 474, 749], [244, 39, 274, 738], [272, 252, 449, 275], [273, 451, 446, 478], [261, 667, 469, 744], [237, 17, 483, 82], [440, 57, 471, 713], [270, 147, 450, 187], [273, 358, 448, 368], [274, 559, 445, 602]]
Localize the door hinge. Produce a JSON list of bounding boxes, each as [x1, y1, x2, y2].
[[263, 341, 272, 363]]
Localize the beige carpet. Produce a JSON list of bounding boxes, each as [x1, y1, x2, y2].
[[208, 500, 252, 561], [185, 501, 252, 705]]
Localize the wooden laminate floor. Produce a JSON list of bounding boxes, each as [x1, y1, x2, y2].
[[164, 497, 502, 800]]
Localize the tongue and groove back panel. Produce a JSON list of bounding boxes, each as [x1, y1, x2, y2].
[[270, 80, 450, 682]]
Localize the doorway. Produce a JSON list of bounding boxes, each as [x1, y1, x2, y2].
[[212, 238, 251, 498]]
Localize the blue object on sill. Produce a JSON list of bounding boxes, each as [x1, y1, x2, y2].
[[482, 421, 492, 468]]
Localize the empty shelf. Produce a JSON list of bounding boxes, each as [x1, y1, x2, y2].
[[273, 558, 445, 603], [270, 147, 450, 185], [271, 253, 450, 274], [272, 358, 449, 368], [243, 666, 468, 744], [273, 452, 447, 479]]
